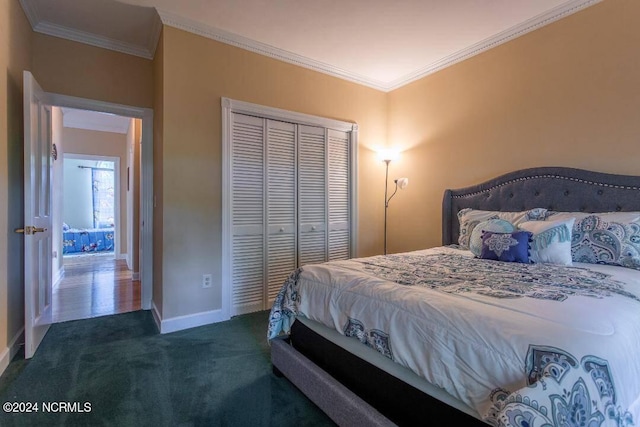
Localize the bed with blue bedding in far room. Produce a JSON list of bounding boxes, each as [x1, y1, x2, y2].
[[63, 226, 114, 254]]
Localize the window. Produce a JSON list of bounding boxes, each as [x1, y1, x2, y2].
[[92, 161, 115, 228]]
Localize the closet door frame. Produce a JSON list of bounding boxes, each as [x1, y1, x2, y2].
[[222, 98, 358, 319]]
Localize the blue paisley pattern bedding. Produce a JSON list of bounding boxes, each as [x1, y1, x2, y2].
[[486, 345, 634, 427], [352, 252, 639, 302], [267, 269, 301, 340], [267, 247, 640, 427], [571, 215, 640, 270]]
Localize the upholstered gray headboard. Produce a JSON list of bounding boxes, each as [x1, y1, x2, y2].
[[442, 167, 640, 246]]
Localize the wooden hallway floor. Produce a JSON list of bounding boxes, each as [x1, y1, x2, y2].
[[53, 255, 141, 323]]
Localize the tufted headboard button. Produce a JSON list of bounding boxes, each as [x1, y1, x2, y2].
[[616, 206, 622, 212], [579, 207, 586, 212], [597, 190, 603, 195], [564, 190, 570, 196], [509, 193, 514, 198]]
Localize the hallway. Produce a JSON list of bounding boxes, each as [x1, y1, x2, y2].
[[53, 255, 141, 323]]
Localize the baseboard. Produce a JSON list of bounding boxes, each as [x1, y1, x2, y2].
[[132, 271, 140, 280], [151, 301, 162, 333], [0, 328, 25, 377], [157, 308, 229, 334], [53, 266, 65, 289]]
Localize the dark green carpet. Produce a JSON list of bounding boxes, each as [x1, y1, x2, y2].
[[0, 310, 334, 427]]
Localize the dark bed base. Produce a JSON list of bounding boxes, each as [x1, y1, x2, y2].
[[272, 320, 487, 427]]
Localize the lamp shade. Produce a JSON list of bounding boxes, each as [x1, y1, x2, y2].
[[396, 177, 409, 190], [378, 149, 400, 162]]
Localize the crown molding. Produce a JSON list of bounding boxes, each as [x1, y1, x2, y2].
[[20, 0, 602, 91], [157, 9, 390, 92], [147, 12, 163, 58], [19, 0, 157, 60], [159, 0, 601, 92], [33, 21, 155, 59], [385, 0, 603, 91], [18, 0, 40, 29]]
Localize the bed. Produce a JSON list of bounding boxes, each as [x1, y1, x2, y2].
[[63, 227, 115, 254], [267, 166, 640, 427]]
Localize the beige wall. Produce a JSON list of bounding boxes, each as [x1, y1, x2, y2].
[[387, 0, 640, 253], [62, 127, 129, 259], [159, 26, 387, 319], [31, 33, 154, 109], [152, 30, 164, 316], [0, 0, 31, 371]]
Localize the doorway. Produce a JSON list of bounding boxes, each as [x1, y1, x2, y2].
[[22, 71, 153, 358], [45, 92, 154, 315], [52, 108, 140, 323]]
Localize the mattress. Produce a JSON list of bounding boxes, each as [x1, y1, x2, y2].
[[268, 246, 640, 426]]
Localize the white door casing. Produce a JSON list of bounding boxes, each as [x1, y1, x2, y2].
[[23, 71, 53, 359]]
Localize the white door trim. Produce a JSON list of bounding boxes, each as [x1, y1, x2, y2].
[[49, 93, 154, 310]]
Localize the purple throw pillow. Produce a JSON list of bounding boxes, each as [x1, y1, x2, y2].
[[480, 231, 532, 263]]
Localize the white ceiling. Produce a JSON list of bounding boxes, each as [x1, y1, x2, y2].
[[62, 107, 132, 134], [20, 0, 601, 91]]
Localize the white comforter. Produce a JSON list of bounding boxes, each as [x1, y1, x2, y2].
[[268, 246, 640, 427]]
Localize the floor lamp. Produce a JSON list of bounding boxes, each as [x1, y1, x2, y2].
[[383, 158, 409, 255]]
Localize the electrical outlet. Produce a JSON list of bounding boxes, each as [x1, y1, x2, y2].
[[202, 274, 212, 289]]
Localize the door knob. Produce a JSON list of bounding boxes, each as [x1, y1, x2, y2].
[[15, 226, 47, 235]]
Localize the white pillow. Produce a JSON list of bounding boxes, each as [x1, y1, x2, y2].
[[518, 218, 575, 266], [457, 208, 548, 249], [546, 211, 640, 223]]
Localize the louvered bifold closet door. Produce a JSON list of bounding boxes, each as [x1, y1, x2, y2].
[[298, 125, 327, 266], [328, 129, 351, 261], [266, 120, 296, 306], [231, 113, 265, 316]]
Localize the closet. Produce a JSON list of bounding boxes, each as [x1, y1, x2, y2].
[[223, 99, 357, 316]]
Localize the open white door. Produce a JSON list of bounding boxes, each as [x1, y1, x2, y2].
[[20, 71, 53, 359]]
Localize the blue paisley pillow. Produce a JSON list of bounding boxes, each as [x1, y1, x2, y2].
[[480, 231, 532, 263], [572, 215, 640, 270], [469, 219, 515, 257], [458, 208, 547, 249]]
